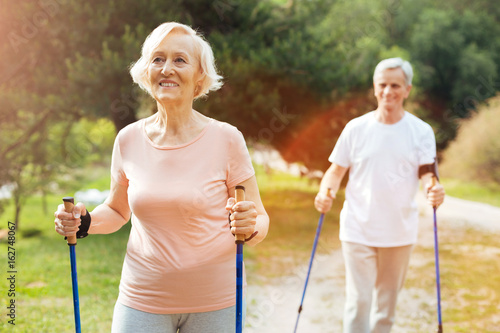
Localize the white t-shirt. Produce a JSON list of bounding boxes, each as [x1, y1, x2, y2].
[[329, 111, 436, 247]]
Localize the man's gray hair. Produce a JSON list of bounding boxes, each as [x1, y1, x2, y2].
[[373, 57, 413, 86]]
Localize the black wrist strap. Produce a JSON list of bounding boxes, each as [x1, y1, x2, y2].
[[76, 210, 91, 239], [245, 231, 258, 242]]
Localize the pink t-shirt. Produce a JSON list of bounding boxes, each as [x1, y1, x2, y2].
[[111, 118, 255, 314]]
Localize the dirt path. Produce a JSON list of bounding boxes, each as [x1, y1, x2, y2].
[[245, 193, 500, 332]]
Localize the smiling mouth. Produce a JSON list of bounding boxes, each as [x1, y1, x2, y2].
[[160, 82, 179, 87]]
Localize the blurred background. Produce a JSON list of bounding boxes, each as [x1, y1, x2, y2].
[[1, 0, 499, 331]]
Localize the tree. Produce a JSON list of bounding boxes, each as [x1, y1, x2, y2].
[[409, 8, 500, 147], [2, 0, 500, 227]]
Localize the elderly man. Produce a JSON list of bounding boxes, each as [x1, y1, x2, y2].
[[315, 57, 445, 333]]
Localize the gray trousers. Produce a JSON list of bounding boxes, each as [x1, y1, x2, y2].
[[341, 241, 413, 333], [111, 300, 245, 333]]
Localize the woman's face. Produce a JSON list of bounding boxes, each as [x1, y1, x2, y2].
[[148, 31, 203, 104], [373, 68, 412, 112]]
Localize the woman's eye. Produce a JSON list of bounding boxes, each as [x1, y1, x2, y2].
[[152, 57, 164, 64], [174, 57, 186, 63]]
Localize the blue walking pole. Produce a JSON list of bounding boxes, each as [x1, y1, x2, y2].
[[430, 178, 443, 333], [294, 188, 331, 333], [234, 186, 245, 333], [63, 197, 82, 333]]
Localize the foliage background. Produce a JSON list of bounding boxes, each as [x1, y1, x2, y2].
[[1, 1, 500, 331], [440, 96, 500, 184], [0, 0, 499, 232]]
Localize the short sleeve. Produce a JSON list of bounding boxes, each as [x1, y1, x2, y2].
[[110, 133, 128, 186], [328, 125, 351, 168], [226, 128, 255, 188], [417, 124, 437, 166]]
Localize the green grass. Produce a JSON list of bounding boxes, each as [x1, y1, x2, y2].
[[1, 169, 499, 331], [440, 177, 500, 208], [407, 228, 500, 332], [0, 165, 122, 332], [0, 190, 129, 332]]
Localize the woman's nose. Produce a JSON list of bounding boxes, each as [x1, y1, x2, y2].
[[161, 61, 173, 76]]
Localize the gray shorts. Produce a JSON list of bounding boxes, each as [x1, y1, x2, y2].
[[111, 300, 246, 333]]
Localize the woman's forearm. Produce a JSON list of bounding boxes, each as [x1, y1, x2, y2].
[[88, 203, 130, 234], [246, 213, 269, 247]]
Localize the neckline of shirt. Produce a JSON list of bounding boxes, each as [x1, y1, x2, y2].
[[141, 118, 214, 150], [371, 110, 407, 127]]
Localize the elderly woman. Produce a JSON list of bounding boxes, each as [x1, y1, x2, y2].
[[54, 22, 269, 333]]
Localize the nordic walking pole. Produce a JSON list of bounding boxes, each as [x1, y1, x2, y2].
[[234, 185, 245, 333], [293, 188, 331, 333], [62, 197, 82, 333], [430, 177, 443, 333]]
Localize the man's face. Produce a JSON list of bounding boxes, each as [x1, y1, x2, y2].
[[373, 68, 412, 112]]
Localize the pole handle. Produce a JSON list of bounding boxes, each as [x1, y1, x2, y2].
[[234, 185, 246, 243], [63, 197, 77, 245], [430, 177, 438, 209]]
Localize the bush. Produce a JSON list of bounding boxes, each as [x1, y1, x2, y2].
[[441, 95, 500, 183]]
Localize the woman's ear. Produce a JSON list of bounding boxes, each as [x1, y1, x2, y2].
[[195, 72, 206, 96]]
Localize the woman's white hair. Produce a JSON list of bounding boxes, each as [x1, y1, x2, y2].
[[373, 57, 413, 86], [129, 22, 223, 99]]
